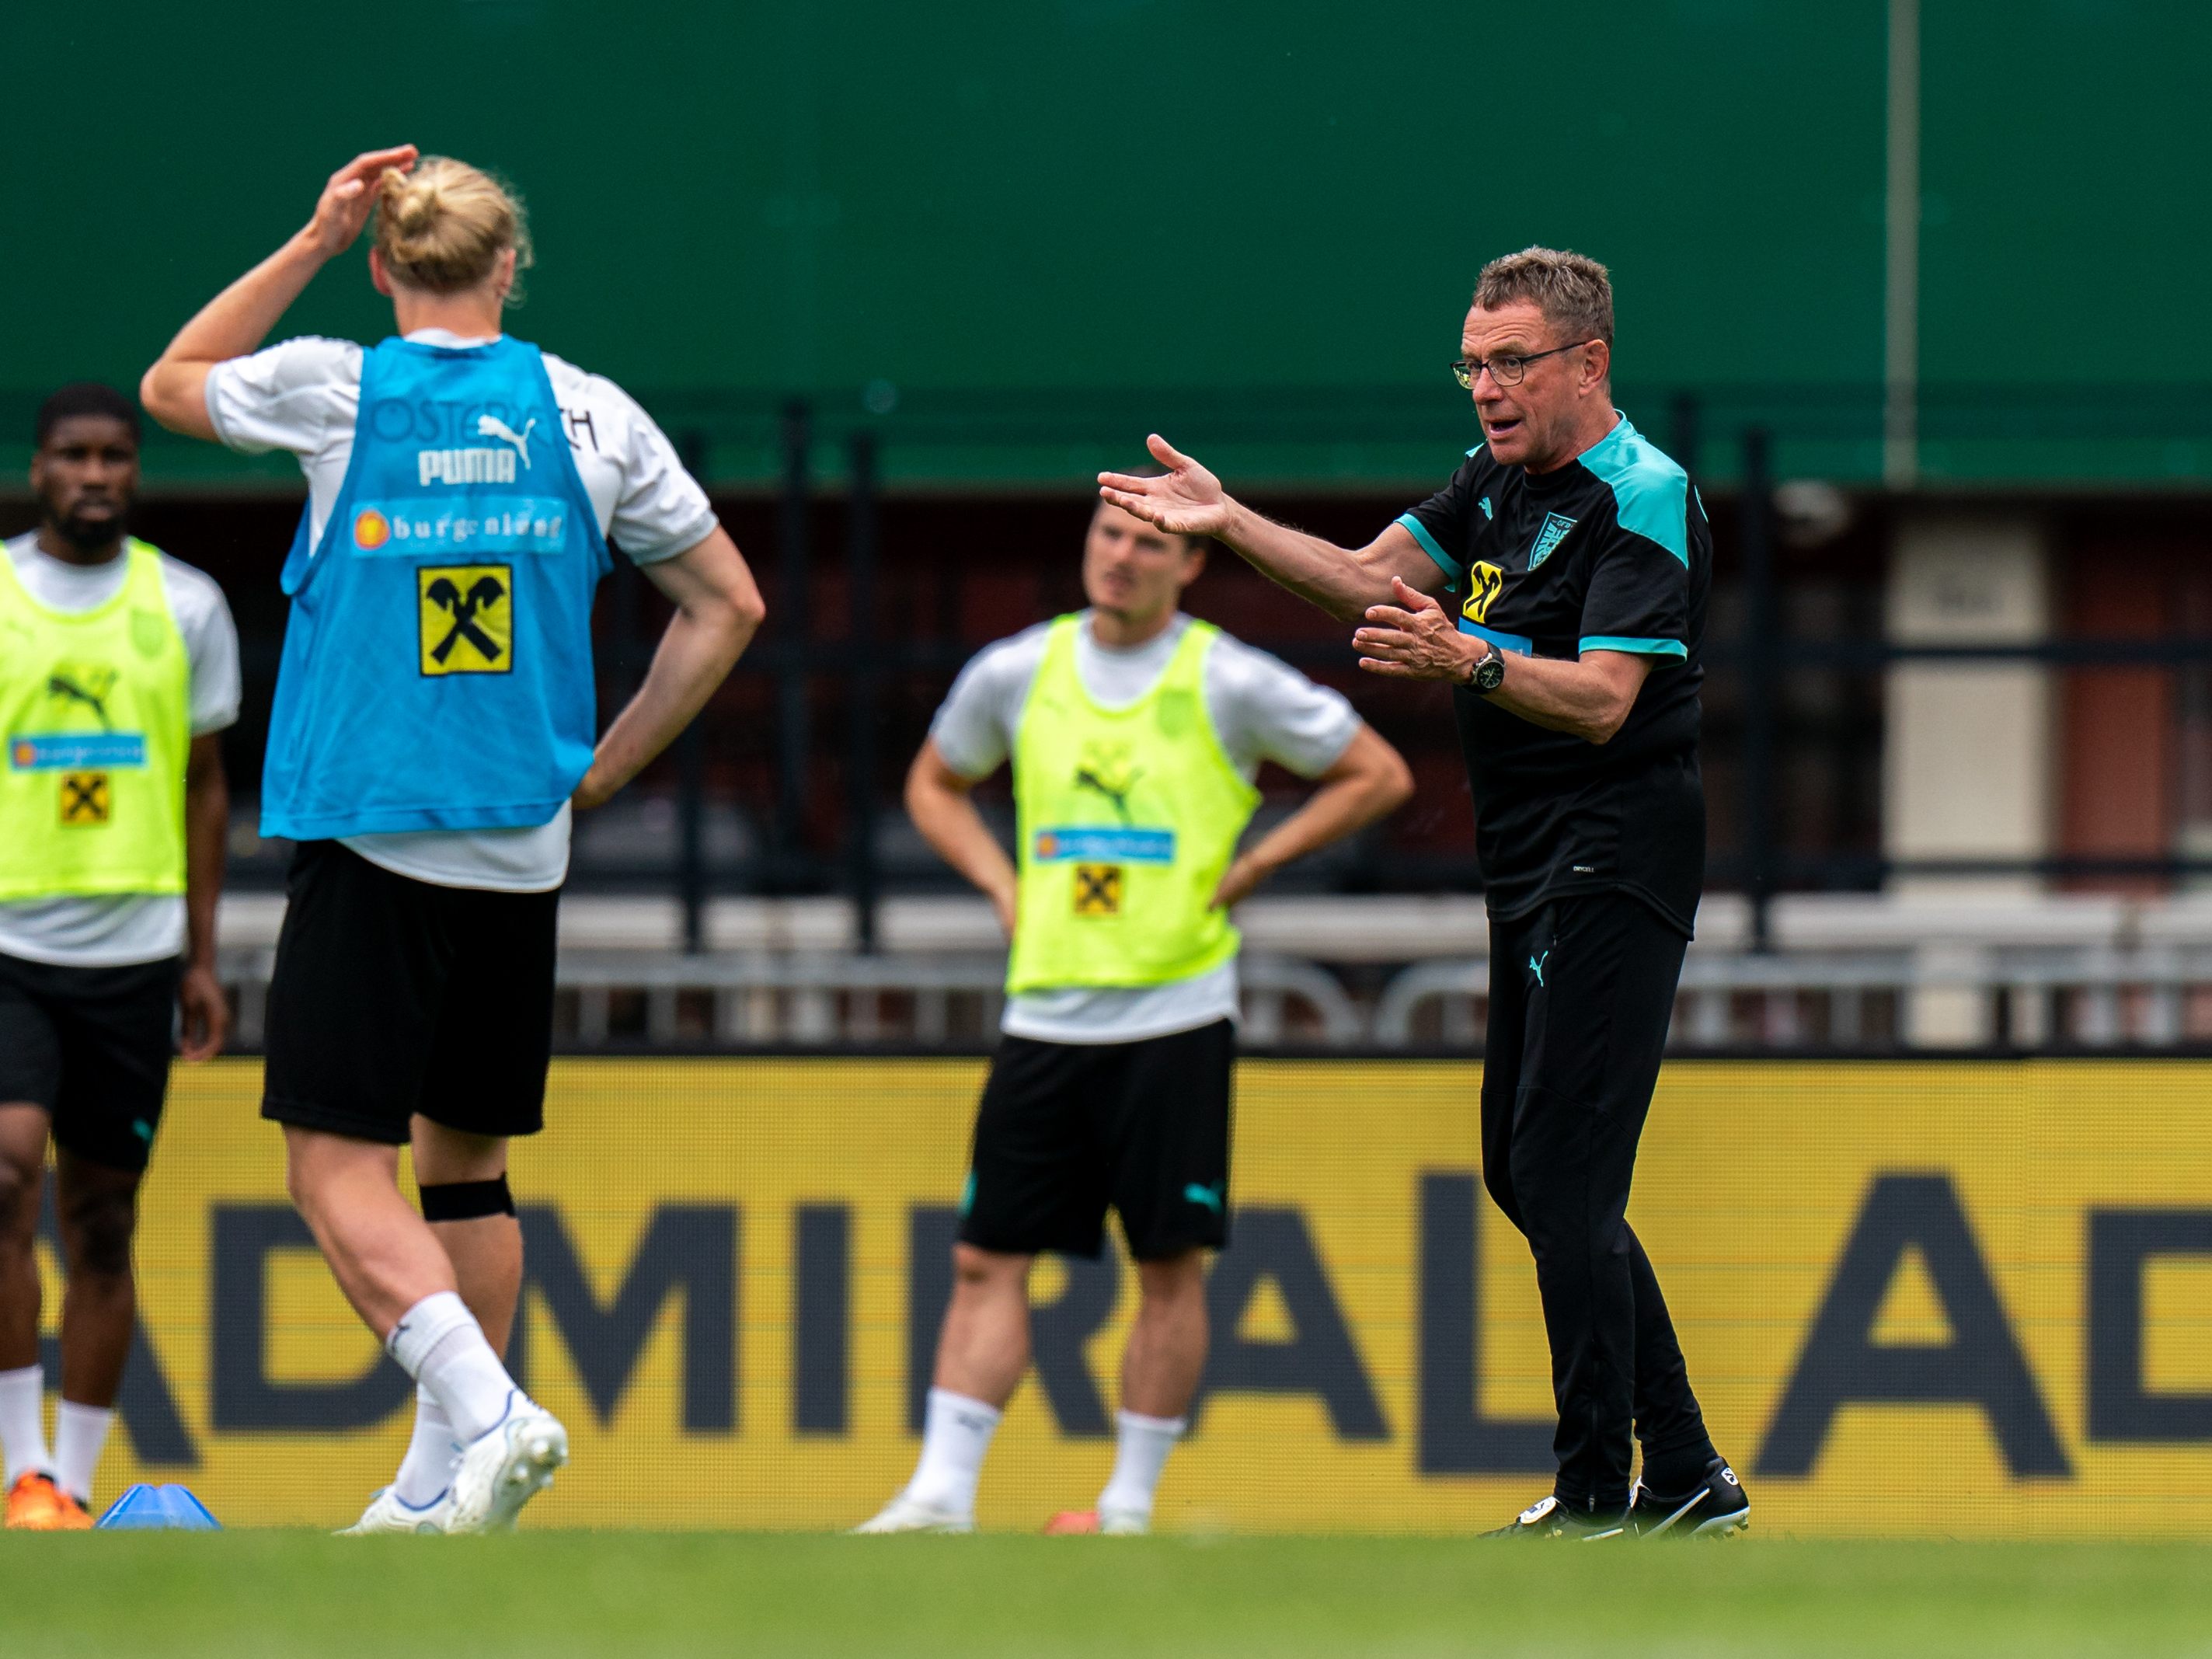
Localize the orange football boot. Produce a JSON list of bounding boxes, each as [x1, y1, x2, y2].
[[1043, 1509, 1100, 1534], [5, 1471, 92, 1530]]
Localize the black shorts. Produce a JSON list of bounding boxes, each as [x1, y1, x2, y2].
[[261, 840, 558, 1146], [959, 1019, 1235, 1262], [0, 951, 179, 1173]]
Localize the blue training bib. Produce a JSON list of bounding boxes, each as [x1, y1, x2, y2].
[[260, 336, 611, 841]]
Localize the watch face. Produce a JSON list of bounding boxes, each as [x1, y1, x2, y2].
[[1474, 654, 1507, 692]]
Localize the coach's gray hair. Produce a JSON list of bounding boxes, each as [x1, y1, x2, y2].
[[1473, 246, 1615, 347]]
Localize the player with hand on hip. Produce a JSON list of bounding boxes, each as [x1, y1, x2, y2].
[[0, 386, 238, 1528], [141, 148, 766, 1534], [855, 493, 1412, 1535]]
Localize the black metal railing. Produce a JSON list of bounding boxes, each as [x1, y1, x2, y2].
[[122, 389, 2212, 954], [551, 413, 2212, 956]]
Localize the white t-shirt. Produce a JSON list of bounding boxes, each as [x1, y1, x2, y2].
[[932, 612, 1360, 1044], [204, 328, 720, 891], [0, 534, 242, 967]]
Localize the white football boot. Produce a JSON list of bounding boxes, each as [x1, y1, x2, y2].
[[336, 1485, 457, 1535], [850, 1492, 974, 1534], [445, 1396, 569, 1535]]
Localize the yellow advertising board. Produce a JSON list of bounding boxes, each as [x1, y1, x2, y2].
[[55, 1058, 2212, 1535]]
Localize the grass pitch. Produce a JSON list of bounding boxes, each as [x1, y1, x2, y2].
[[1, 1534, 2206, 1657]]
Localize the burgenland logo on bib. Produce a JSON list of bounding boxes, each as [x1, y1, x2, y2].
[[351, 500, 567, 556], [354, 507, 392, 550]]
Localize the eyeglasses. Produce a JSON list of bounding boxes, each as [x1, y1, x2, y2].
[[1449, 341, 1596, 389]]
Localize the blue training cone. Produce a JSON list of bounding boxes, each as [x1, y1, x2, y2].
[[95, 1483, 222, 1530]]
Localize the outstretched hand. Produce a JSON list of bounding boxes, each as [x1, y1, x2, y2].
[[1098, 434, 1232, 538], [1353, 577, 1475, 681], [302, 145, 420, 260]]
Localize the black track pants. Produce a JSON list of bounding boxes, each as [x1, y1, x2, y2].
[[1481, 892, 1715, 1511]]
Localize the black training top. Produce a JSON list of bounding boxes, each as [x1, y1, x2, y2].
[[1396, 414, 1711, 936]]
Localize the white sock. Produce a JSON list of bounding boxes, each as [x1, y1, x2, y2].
[[1099, 1409, 1185, 1518], [0, 1364, 51, 1486], [53, 1400, 113, 1504], [904, 1389, 1001, 1517], [391, 1385, 462, 1507], [384, 1292, 523, 1444]]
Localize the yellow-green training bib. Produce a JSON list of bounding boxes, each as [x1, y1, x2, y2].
[[0, 539, 190, 900], [1005, 615, 1261, 994]]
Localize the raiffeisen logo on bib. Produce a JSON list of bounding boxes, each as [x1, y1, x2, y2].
[[347, 498, 569, 557]]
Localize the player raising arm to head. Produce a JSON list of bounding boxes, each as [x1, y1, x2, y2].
[[142, 148, 765, 1535]]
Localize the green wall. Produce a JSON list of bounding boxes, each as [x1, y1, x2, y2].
[[5, 1, 2205, 486]]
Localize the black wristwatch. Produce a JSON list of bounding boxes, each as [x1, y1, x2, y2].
[[1468, 643, 1507, 694]]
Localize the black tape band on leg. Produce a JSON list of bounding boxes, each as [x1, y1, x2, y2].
[[419, 1177, 516, 1222]]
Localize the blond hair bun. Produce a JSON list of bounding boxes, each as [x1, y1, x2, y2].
[[372, 156, 532, 296]]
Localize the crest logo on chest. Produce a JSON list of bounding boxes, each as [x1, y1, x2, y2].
[[1528, 511, 1578, 570]]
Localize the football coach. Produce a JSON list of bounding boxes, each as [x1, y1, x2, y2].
[[1099, 247, 1748, 1542]]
